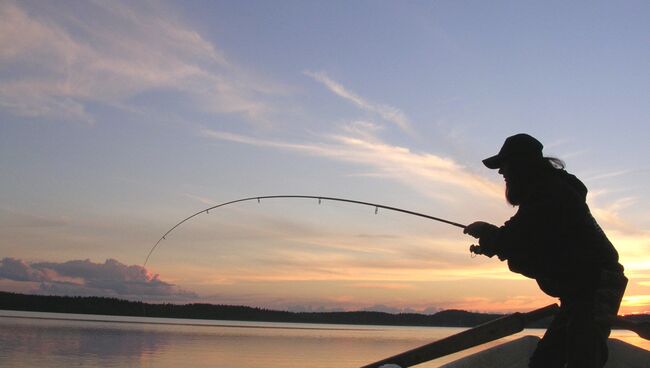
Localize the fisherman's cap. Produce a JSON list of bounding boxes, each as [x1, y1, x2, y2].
[[483, 133, 543, 169]]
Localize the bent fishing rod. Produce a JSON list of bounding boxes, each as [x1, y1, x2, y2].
[[145, 195, 467, 266]]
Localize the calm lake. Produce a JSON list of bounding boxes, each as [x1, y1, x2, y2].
[[1, 310, 648, 367]]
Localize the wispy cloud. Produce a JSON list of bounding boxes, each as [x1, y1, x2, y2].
[[0, 1, 284, 124], [589, 193, 642, 235], [351, 282, 417, 290], [584, 168, 650, 182], [183, 193, 217, 206], [622, 295, 650, 312], [0, 208, 68, 228], [304, 71, 413, 134], [201, 126, 502, 203]]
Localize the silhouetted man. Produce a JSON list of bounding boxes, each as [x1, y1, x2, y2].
[[464, 133, 627, 368]]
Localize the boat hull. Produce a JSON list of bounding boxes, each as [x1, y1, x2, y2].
[[439, 336, 650, 368]]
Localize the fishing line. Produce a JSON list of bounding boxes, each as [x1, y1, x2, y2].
[[145, 195, 467, 266]]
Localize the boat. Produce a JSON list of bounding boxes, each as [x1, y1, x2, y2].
[[376, 336, 649, 367], [363, 304, 650, 368], [439, 335, 650, 368]]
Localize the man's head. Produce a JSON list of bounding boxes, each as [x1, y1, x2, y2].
[[482, 133, 544, 170], [484, 134, 549, 206]]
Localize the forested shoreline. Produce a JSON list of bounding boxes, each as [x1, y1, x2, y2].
[[1, 291, 647, 328]]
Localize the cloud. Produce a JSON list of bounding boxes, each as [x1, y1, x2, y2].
[[183, 193, 217, 206], [0, 208, 68, 228], [305, 71, 413, 134], [0, 257, 196, 300], [0, 1, 283, 124], [351, 282, 416, 290], [439, 295, 557, 313], [584, 169, 649, 182], [201, 126, 502, 202], [622, 295, 650, 311], [361, 304, 417, 313], [0, 258, 50, 282]]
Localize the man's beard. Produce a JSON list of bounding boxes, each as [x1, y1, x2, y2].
[[505, 179, 524, 206]]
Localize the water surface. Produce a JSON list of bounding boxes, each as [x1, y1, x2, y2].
[[1, 310, 647, 367]]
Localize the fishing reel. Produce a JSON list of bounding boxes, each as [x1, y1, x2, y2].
[[469, 244, 483, 257], [469, 244, 498, 258]]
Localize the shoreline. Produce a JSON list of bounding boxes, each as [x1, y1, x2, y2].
[[0, 309, 377, 331]]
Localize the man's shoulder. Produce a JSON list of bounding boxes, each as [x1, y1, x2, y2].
[[525, 171, 587, 204]]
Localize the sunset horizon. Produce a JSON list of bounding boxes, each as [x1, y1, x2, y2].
[[2, 1, 649, 318]]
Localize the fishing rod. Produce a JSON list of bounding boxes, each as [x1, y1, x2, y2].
[[145, 195, 467, 266]]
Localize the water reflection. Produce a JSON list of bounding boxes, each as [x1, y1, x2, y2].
[[0, 318, 172, 367], [0, 316, 473, 367], [0, 313, 647, 368]]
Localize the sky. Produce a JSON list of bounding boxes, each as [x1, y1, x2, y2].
[[1, 0, 649, 314]]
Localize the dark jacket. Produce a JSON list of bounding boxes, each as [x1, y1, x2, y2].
[[480, 170, 623, 298]]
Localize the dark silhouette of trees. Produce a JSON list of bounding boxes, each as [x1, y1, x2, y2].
[[2, 292, 645, 328]]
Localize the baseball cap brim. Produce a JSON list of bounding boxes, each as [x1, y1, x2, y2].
[[482, 155, 502, 169]]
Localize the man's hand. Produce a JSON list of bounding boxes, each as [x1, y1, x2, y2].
[[463, 221, 498, 239]]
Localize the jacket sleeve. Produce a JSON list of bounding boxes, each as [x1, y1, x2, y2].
[[480, 187, 569, 279]]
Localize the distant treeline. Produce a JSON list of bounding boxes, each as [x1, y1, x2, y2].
[[1, 292, 646, 328]]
